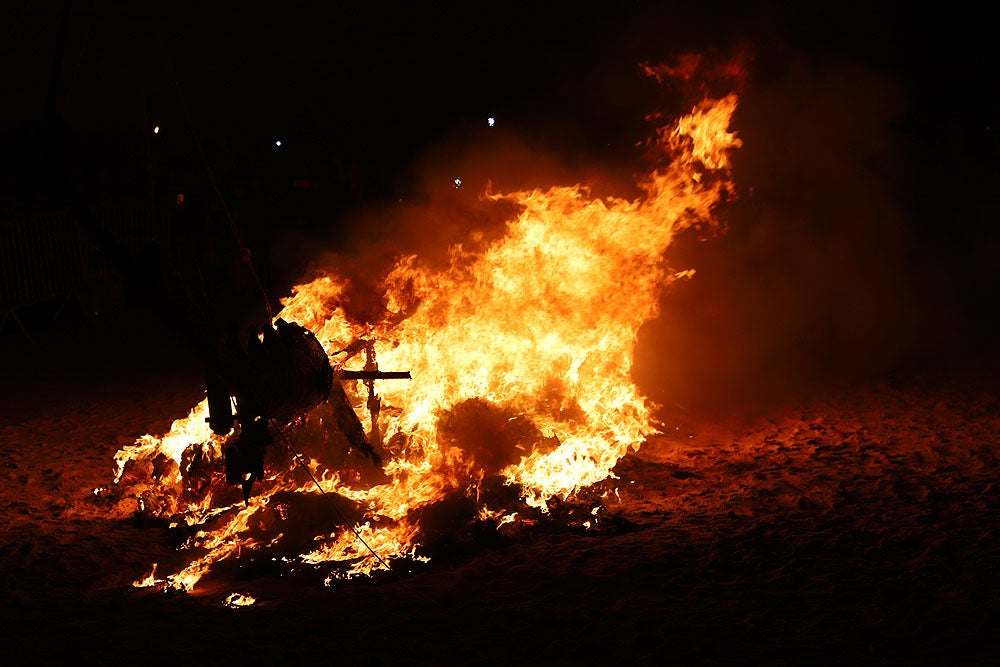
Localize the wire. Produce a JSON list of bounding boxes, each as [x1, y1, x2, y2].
[[167, 66, 274, 322], [270, 418, 399, 578]]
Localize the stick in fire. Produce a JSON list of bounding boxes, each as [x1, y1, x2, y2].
[[206, 322, 411, 502], [331, 337, 411, 449]]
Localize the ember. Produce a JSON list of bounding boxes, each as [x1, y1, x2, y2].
[[105, 63, 743, 592]]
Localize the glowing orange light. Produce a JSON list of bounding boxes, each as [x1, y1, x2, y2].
[[110, 61, 743, 592]]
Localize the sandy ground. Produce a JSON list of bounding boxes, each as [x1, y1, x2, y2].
[[1, 311, 998, 666]]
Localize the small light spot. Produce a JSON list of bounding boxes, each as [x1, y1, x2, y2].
[[453, 177, 462, 188], [487, 117, 495, 127], [153, 125, 160, 134], [275, 139, 283, 147]]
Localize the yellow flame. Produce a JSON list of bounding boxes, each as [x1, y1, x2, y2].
[[110, 89, 742, 591], [224, 593, 256, 607], [132, 563, 160, 588]]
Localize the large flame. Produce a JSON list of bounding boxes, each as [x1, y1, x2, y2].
[[107, 80, 742, 594]]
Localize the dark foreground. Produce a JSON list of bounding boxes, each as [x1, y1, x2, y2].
[[0, 312, 997, 666]]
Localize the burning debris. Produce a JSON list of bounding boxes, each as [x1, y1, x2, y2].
[[205, 316, 409, 502], [105, 59, 744, 593]]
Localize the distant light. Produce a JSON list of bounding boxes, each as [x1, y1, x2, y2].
[[487, 117, 495, 127], [275, 139, 283, 147], [153, 125, 160, 134], [453, 177, 462, 188]]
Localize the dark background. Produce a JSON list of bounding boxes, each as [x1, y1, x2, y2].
[[1, 6, 998, 665], [2, 1, 998, 413]]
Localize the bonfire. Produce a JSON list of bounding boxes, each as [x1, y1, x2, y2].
[[102, 58, 744, 598]]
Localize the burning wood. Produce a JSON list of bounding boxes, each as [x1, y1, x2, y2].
[[108, 58, 745, 592]]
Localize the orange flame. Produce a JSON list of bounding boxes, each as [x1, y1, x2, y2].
[[109, 73, 742, 592]]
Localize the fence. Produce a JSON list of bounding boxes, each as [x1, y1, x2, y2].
[[0, 201, 166, 339]]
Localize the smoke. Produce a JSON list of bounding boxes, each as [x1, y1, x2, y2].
[[635, 55, 981, 418], [281, 47, 994, 422], [294, 119, 643, 326]]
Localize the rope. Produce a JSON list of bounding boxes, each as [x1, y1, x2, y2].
[[169, 74, 274, 322], [270, 419, 399, 577]]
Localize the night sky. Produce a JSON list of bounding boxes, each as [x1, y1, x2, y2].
[[2, 1, 998, 409], [4, 2, 995, 188], [3, 2, 995, 191]]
